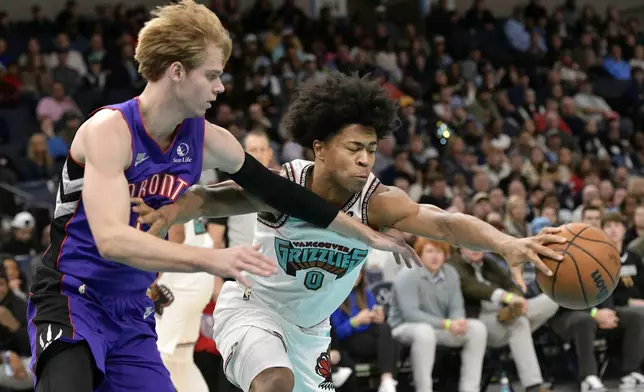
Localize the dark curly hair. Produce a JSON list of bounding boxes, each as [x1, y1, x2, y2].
[[281, 71, 399, 149]]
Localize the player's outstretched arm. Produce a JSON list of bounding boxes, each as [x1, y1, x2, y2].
[[368, 185, 568, 289], [133, 179, 278, 227], [79, 111, 276, 284], [200, 122, 421, 265]]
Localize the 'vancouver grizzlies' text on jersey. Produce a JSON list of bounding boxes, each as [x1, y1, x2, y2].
[[41, 97, 205, 294], [243, 159, 381, 328]]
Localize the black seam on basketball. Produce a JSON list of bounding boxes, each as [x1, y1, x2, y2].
[[565, 230, 619, 254], [566, 241, 616, 286], [550, 249, 566, 302], [566, 249, 590, 308], [562, 225, 593, 307]]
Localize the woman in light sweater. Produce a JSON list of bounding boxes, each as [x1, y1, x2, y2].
[[388, 237, 487, 392]]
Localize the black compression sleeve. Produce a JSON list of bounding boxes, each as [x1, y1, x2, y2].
[[228, 153, 339, 228]]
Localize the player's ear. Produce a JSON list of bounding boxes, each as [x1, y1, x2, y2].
[[312, 140, 325, 161], [168, 62, 184, 81]]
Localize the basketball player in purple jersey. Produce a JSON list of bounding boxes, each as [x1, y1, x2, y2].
[[26, 2, 419, 392]]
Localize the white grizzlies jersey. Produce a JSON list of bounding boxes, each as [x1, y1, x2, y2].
[[246, 159, 381, 328]]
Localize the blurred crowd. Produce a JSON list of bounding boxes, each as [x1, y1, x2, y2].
[[0, 0, 644, 391]]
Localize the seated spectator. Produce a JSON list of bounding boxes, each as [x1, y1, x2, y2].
[[603, 44, 632, 81], [623, 204, 644, 249], [0, 264, 32, 390], [389, 238, 487, 392], [573, 81, 615, 123], [2, 212, 41, 257], [19, 133, 55, 182], [549, 234, 644, 392], [40, 118, 68, 161], [602, 213, 644, 309], [2, 258, 27, 301], [450, 247, 558, 392], [330, 268, 399, 392], [504, 195, 531, 238], [35, 82, 81, 122]]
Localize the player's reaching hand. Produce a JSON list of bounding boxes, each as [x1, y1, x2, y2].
[[499, 227, 567, 292], [367, 229, 422, 268], [132, 198, 277, 286], [199, 244, 278, 287], [131, 197, 171, 238]]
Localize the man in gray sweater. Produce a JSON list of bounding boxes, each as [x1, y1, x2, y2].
[[388, 238, 487, 392]]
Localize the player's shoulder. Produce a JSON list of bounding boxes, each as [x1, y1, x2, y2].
[[71, 109, 132, 165], [79, 108, 130, 142]]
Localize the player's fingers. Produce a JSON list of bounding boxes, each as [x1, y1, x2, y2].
[[531, 242, 564, 261], [241, 250, 277, 275], [147, 220, 164, 237], [393, 236, 419, 268], [510, 266, 527, 292], [537, 233, 568, 245], [393, 253, 403, 265], [539, 226, 563, 235], [407, 244, 423, 267], [139, 212, 163, 225], [526, 250, 554, 276], [131, 198, 149, 211]]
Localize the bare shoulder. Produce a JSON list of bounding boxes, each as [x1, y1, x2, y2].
[[367, 184, 419, 229], [203, 121, 244, 172], [70, 109, 132, 168]]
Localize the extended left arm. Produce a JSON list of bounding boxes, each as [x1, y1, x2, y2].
[[369, 186, 564, 279], [369, 185, 515, 253]]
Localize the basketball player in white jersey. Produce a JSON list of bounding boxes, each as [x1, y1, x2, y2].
[[134, 72, 566, 392], [151, 217, 216, 392]]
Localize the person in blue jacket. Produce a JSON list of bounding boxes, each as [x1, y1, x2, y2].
[[330, 268, 400, 392]]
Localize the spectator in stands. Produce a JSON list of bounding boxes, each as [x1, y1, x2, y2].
[[210, 130, 273, 250], [550, 225, 644, 391], [35, 81, 81, 122], [624, 204, 644, 248], [40, 118, 68, 161], [581, 205, 603, 228], [2, 258, 27, 301], [19, 133, 54, 182], [601, 212, 644, 308], [2, 212, 40, 257], [572, 184, 600, 221], [604, 44, 632, 81], [450, 247, 557, 392], [389, 238, 487, 392], [0, 264, 32, 390], [573, 80, 615, 123], [504, 195, 531, 238], [45, 32, 86, 77], [331, 268, 399, 392]]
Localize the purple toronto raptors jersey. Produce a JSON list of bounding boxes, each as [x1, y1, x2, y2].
[[44, 97, 205, 293]]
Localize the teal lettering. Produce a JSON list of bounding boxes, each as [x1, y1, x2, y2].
[[288, 249, 302, 263]]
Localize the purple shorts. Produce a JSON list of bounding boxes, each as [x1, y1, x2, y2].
[[28, 268, 174, 391]]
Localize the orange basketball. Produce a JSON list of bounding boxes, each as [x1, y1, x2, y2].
[[536, 223, 621, 310]]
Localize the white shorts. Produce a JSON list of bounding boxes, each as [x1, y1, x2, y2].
[[155, 272, 214, 355], [213, 282, 334, 392]]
